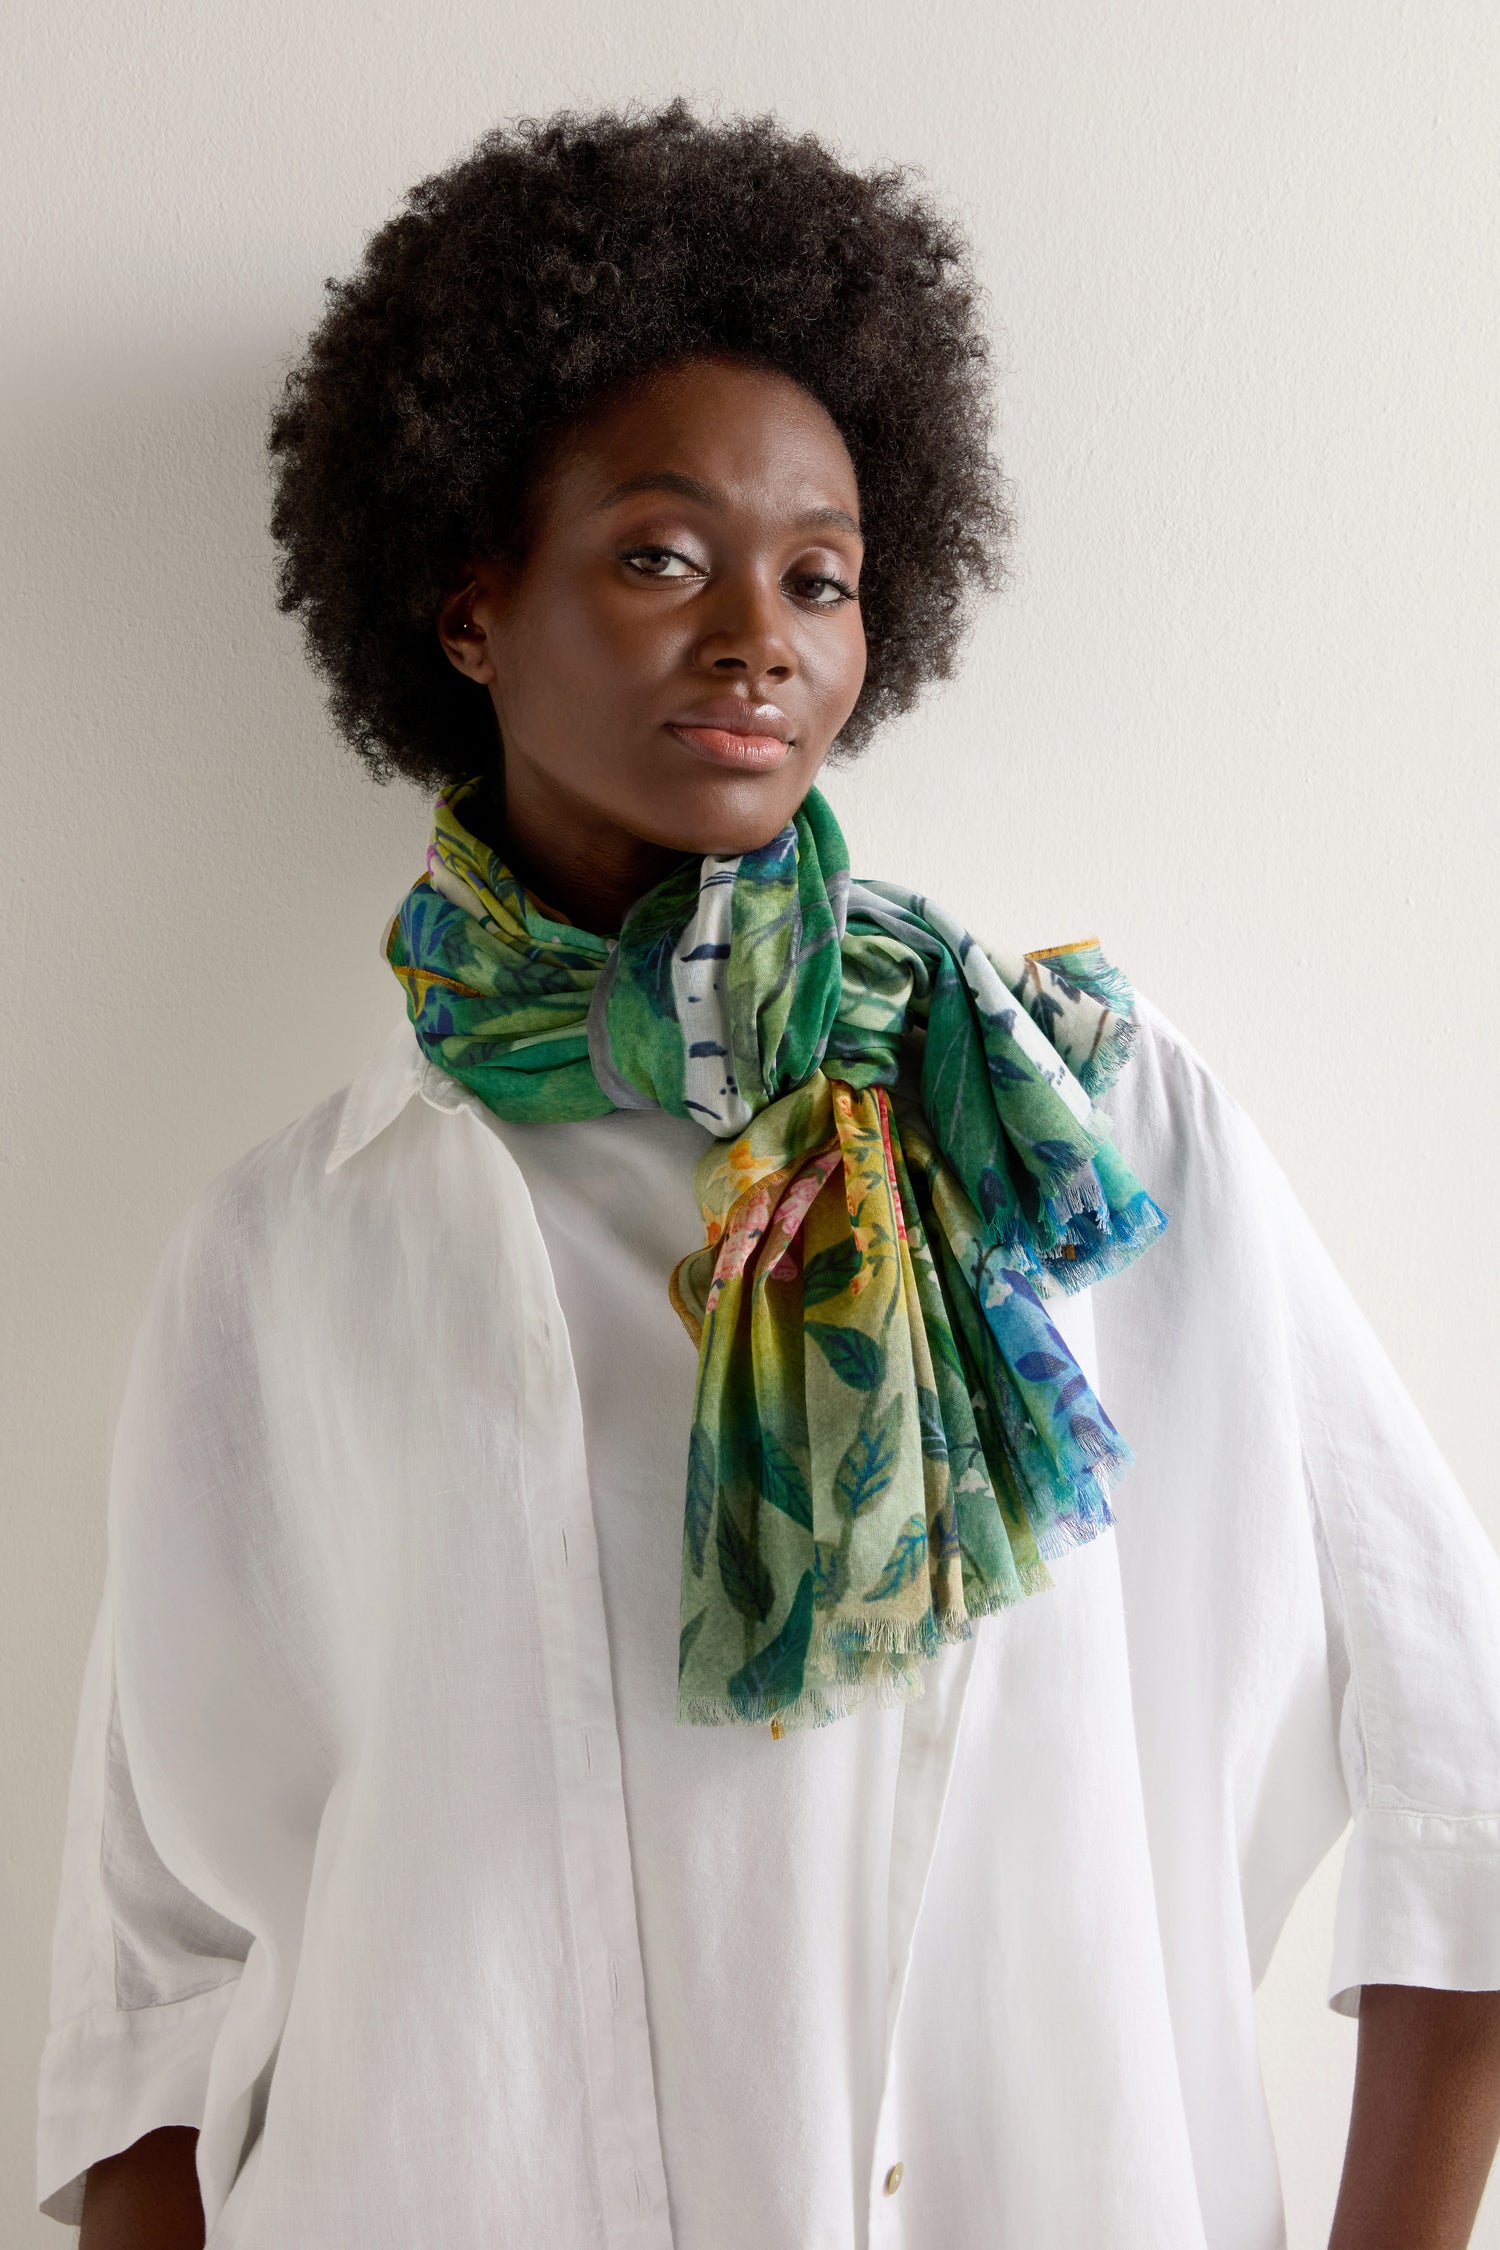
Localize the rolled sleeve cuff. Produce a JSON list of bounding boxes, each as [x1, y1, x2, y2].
[[1328, 1807, 1500, 2018], [36, 1976, 240, 2224]]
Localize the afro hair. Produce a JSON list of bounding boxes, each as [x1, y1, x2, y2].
[[267, 100, 1014, 788]]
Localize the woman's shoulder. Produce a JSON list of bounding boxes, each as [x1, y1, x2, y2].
[[148, 1021, 422, 1308], [1098, 988, 1312, 1285], [1105, 991, 1256, 1174]]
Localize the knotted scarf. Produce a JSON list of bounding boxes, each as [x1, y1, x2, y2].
[[385, 773, 1167, 1733]]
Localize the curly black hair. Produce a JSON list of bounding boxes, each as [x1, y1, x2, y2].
[[267, 101, 1014, 789]]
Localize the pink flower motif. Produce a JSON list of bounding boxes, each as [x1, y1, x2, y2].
[[711, 1183, 775, 1287], [705, 1148, 843, 1313], [771, 1161, 836, 1246]]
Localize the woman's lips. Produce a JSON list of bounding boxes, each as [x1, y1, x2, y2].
[[665, 723, 793, 771]]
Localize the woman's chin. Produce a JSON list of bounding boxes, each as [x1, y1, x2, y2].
[[623, 760, 825, 860]]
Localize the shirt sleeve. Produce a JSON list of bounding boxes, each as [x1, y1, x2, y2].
[[1237, 1103, 1500, 2017], [37, 1557, 251, 2222], [1116, 1000, 1500, 2021]]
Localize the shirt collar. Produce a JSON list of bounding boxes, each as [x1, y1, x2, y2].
[[324, 1017, 474, 1174]]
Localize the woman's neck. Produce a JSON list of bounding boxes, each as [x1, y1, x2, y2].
[[492, 761, 688, 936]]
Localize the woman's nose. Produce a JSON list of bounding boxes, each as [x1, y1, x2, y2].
[[693, 570, 795, 681]]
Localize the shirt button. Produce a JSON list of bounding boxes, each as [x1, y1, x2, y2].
[[883, 2161, 904, 2196]]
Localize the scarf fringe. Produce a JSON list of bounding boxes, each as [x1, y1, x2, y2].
[[1085, 992, 1141, 1096], [1028, 1196, 1170, 1300], [1027, 940, 1142, 1101], [681, 1471, 1127, 1737], [678, 1653, 930, 1733]]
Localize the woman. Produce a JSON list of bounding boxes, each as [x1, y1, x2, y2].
[[39, 104, 1500, 2250]]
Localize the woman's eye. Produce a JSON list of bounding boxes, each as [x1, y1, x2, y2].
[[793, 573, 857, 607], [621, 546, 701, 579]]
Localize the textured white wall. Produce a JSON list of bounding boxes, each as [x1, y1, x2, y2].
[[3, 2, 1497, 2241]]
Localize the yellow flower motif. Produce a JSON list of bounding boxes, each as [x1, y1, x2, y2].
[[728, 1138, 759, 1179]]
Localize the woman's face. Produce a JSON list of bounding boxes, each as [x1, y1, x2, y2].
[[438, 356, 867, 875]]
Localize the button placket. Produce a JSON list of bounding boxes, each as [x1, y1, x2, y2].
[[868, 1631, 982, 2234], [508, 1169, 673, 2245]]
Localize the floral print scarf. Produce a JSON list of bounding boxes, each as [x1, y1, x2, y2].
[[385, 774, 1167, 1732]]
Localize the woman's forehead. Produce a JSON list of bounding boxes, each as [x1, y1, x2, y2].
[[540, 357, 862, 526]]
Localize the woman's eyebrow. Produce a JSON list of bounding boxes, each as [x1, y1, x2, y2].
[[593, 470, 861, 536], [594, 470, 718, 510], [799, 503, 862, 537]]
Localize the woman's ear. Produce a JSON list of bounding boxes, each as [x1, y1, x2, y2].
[[436, 565, 508, 685]]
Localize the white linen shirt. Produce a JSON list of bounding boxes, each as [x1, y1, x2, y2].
[[37, 996, 1500, 2248]]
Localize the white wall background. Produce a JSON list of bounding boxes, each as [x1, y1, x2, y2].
[[3, 2, 1496, 2241]]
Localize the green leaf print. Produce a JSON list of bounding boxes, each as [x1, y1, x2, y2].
[[870, 1513, 929, 1600], [801, 1238, 863, 1307], [716, 1506, 775, 1622], [808, 1322, 886, 1392], [641, 930, 679, 1019], [834, 1397, 902, 1518], [812, 1540, 847, 1605], [727, 1569, 816, 1716], [916, 1385, 949, 1460], [679, 1607, 708, 1672], [685, 1428, 716, 1575], [925, 1312, 966, 1383], [760, 1430, 813, 1530], [846, 941, 910, 1005]]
